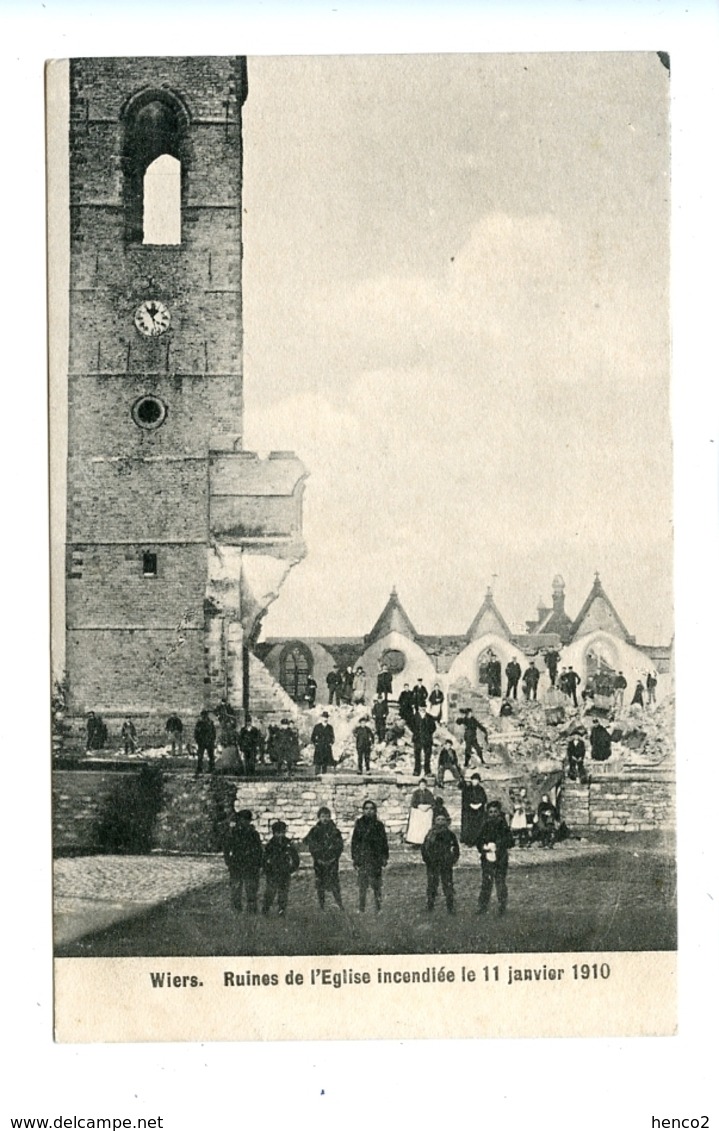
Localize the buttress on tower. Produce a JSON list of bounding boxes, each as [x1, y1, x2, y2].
[[64, 57, 306, 735]]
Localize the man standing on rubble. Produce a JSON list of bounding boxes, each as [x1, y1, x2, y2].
[[398, 683, 415, 728], [312, 712, 336, 774], [372, 694, 389, 743], [456, 708, 488, 767], [412, 706, 437, 776], [563, 666, 581, 708], [544, 648, 561, 687], [523, 661, 541, 701], [505, 657, 522, 699]]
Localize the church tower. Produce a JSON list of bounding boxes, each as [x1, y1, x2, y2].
[[65, 58, 306, 737]]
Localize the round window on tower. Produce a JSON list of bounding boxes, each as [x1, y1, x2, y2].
[[131, 395, 167, 430]]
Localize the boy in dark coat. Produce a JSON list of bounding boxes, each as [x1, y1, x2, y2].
[[421, 814, 460, 912], [566, 733, 588, 783], [354, 716, 374, 773], [436, 739, 462, 786], [412, 707, 437, 776], [194, 710, 216, 775], [351, 800, 389, 912], [262, 820, 300, 916], [306, 807, 344, 909], [224, 806, 263, 912], [371, 695, 389, 743], [476, 801, 513, 916]]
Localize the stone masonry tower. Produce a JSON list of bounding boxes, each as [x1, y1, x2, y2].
[[65, 57, 305, 739]]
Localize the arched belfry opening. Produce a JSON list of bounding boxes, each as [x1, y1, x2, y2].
[[122, 92, 188, 245], [143, 154, 181, 244]]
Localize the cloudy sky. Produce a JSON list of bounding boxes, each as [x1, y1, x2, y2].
[[241, 53, 672, 644]]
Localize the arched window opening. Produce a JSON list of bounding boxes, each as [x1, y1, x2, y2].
[[585, 641, 618, 696], [279, 644, 313, 704], [380, 649, 406, 675], [123, 94, 186, 245], [143, 154, 181, 245]]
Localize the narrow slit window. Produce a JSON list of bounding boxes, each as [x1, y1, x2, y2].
[[142, 552, 158, 578], [143, 154, 181, 245]]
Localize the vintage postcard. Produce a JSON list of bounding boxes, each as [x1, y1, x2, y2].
[[49, 52, 675, 1042]]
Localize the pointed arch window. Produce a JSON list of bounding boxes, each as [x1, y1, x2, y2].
[[123, 93, 187, 245], [279, 643, 314, 703]]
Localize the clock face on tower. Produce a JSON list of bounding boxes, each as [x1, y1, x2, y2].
[[134, 299, 171, 337]]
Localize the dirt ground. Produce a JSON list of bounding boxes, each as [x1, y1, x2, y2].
[[56, 836, 676, 957]]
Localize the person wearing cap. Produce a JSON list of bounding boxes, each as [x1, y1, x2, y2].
[[351, 800, 389, 912], [376, 662, 393, 701], [476, 801, 513, 916], [422, 813, 460, 913], [412, 706, 437, 777], [262, 820, 300, 916], [613, 670, 628, 708], [455, 708, 488, 768], [505, 657, 522, 700], [563, 666, 581, 707], [436, 738, 462, 787], [371, 694, 389, 743], [275, 718, 300, 775], [566, 732, 588, 783], [306, 807, 344, 910], [194, 709, 216, 776], [238, 714, 264, 776], [311, 712, 336, 774], [354, 716, 374, 774], [412, 677, 429, 711], [522, 661, 541, 701], [224, 805, 263, 913], [459, 772, 487, 846], [326, 666, 341, 706]]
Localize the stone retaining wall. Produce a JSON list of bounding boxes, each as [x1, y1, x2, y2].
[[562, 771, 674, 832], [53, 767, 675, 854]]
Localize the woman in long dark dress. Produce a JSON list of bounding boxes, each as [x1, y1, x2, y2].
[[459, 773, 487, 846]]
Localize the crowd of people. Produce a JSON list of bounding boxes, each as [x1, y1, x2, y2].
[[223, 789, 520, 918], [83, 680, 622, 786]]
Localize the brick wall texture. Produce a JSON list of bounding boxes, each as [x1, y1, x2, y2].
[[66, 57, 246, 717]]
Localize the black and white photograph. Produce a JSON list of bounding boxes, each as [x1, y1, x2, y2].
[[47, 49, 678, 1040]]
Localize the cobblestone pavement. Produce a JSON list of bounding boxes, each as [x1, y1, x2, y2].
[[53, 855, 225, 946], [54, 854, 225, 903]]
